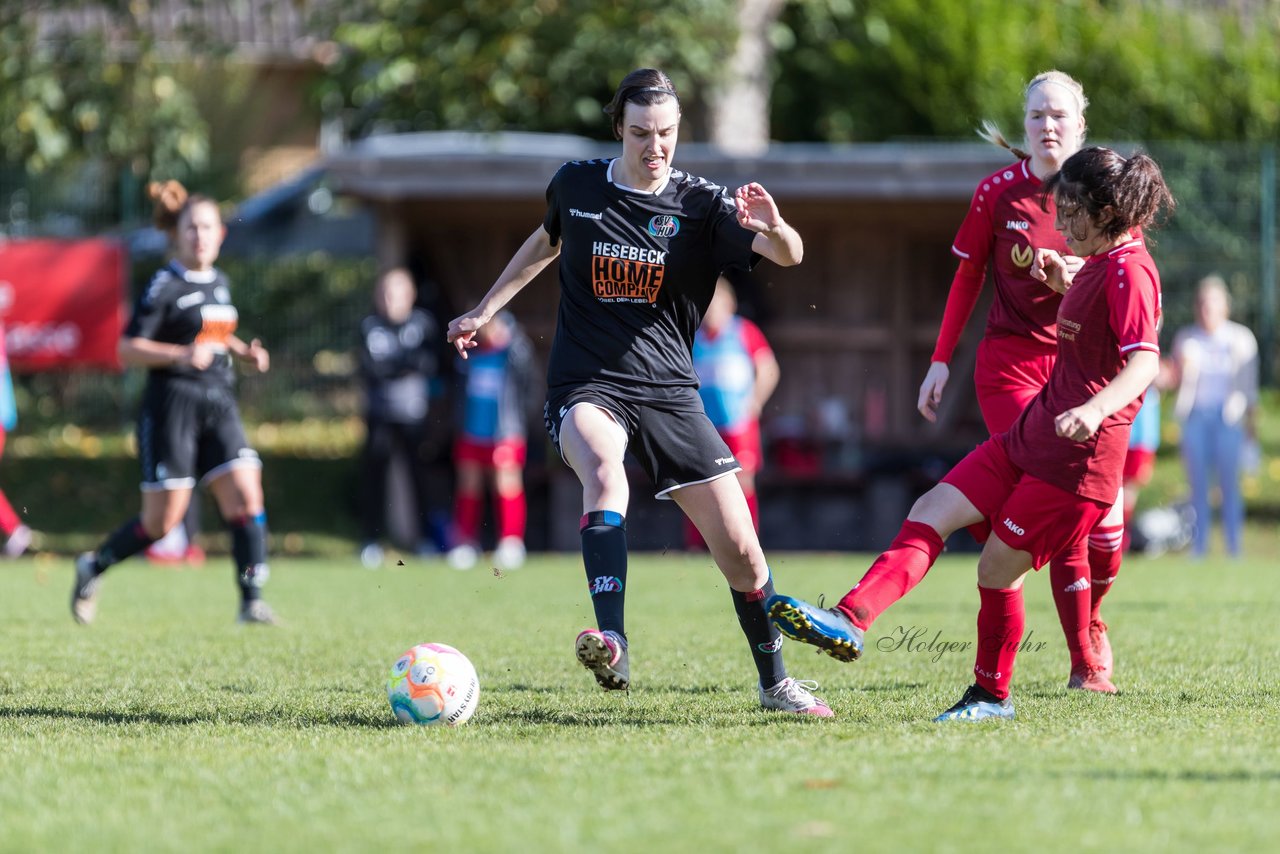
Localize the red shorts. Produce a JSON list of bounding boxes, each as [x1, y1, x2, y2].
[[1122, 448, 1156, 486], [720, 422, 762, 474], [454, 437, 527, 469], [974, 335, 1056, 435], [943, 435, 1110, 569]]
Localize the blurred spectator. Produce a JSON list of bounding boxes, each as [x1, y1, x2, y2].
[[446, 312, 535, 571], [1120, 388, 1160, 553], [1170, 275, 1259, 558], [687, 277, 780, 549], [358, 268, 439, 568], [0, 319, 34, 558]]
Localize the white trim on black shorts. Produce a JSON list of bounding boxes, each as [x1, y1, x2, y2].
[[654, 466, 743, 501]]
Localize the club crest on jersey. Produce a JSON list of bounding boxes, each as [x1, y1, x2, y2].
[[1010, 244, 1034, 268], [647, 215, 680, 238]]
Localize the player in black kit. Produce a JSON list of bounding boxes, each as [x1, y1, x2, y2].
[[447, 69, 831, 716], [357, 267, 439, 568], [72, 181, 279, 625]]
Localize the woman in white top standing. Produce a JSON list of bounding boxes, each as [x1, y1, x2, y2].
[[1170, 275, 1259, 557]]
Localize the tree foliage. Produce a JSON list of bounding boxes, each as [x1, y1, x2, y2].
[[0, 2, 209, 178], [770, 0, 1280, 144], [314, 0, 739, 141]]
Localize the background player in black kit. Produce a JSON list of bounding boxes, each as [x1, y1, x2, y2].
[[357, 267, 439, 569], [448, 69, 831, 716], [72, 181, 279, 625]]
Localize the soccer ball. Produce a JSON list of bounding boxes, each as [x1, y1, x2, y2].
[[386, 643, 480, 726]]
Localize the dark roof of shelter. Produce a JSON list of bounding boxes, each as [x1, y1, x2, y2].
[[324, 132, 1017, 203], [34, 0, 339, 62]]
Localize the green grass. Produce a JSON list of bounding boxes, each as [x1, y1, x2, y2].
[[2, 551, 1278, 853]]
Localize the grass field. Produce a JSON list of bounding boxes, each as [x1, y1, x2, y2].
[[2, 549, 1278, 853]]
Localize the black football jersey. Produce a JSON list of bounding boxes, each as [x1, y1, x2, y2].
[[359, 307, 438, 423], [124, 260, 239, 388], [543, 159, 758, 402]]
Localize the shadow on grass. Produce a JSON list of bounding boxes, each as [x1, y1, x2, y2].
[[484, 706, 827, 728], [1051, 767, 1280, 784], [0, 706, 401, 729]]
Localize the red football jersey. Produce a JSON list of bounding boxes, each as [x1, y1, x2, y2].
[[1004, 238, 1162, 502], [951, 160, 1069, 346]]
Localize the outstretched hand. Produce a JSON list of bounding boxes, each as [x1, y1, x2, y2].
[[242, 338, 270, 373], [447, 309, 489, 359], [734, 183, 782, 234]]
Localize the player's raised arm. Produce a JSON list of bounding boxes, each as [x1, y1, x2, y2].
[[447, 226, 560, 359], [738, 183, 803, 266]]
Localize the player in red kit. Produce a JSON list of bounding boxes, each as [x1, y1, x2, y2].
[[769, 146, 1174, 721], [916, 71, 1126, 691]]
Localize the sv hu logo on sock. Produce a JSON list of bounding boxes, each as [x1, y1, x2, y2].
[[588, 576, 623, 596], [757, 636, 784, 654]]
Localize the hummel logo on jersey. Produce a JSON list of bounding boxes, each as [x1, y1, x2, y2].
[[1063, 577, 1090, 593], [176, 291, 207, 309], [714, 456, 734, 465], [1006, 220, 1030, 230], [589, 576, 623, 596], [1002, 517, 1026, 537], [570, 208, 603, 220]]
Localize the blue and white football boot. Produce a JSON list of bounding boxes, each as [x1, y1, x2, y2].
[[933, 684, 1015, 722], [766, 594, 864, 663]]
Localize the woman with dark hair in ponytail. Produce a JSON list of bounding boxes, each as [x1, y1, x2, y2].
[[72, 181, 279, 626], [915, 71, 1132, 693], [447, 68, 831, 716], [769, 146, 1174, 722]]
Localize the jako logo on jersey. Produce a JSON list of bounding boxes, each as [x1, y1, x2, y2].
[[591, 241, 666, 303], [589, 576, 623, 596], [1002, 518, 1026, 537], [1010, 244, 1034, 268], [571, 208, 603, 220], [757, 636, 784, 654], [647, 215, 680, 238], [1006, 220, 1030, 231]]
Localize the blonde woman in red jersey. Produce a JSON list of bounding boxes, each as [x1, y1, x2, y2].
[[917, 72, 1125, 692], [770, 147, 1173, 720]]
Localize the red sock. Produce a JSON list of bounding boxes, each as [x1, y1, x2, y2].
[[0, 488, 19, 536], [1048, 540, 1093, 671], [496, 491, 526, 541], [837, 520, 945, 630], [973, 586, 1025, 700], [453, 492, 483, 545], [1088, 525, 1124, 622], [744, 491, 759, 532]]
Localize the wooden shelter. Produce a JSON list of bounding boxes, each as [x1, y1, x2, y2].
[[327, 133, 1018, 550]]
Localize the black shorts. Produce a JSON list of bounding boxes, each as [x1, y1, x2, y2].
[[544, 384, 740, 499], [137, 380, 261, 491]]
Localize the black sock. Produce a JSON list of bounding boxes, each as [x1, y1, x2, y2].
[[731, 574, 787, 689], [581, 511, 627, 639], [228, 512, 269, 604], [95, 517, 157, 574]]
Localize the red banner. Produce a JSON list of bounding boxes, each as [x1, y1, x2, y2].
[[0, 238, 127, 372]]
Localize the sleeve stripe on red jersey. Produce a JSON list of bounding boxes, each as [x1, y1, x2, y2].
[[951, 244, 971, 259], [1120, 342, 1160, 354]]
